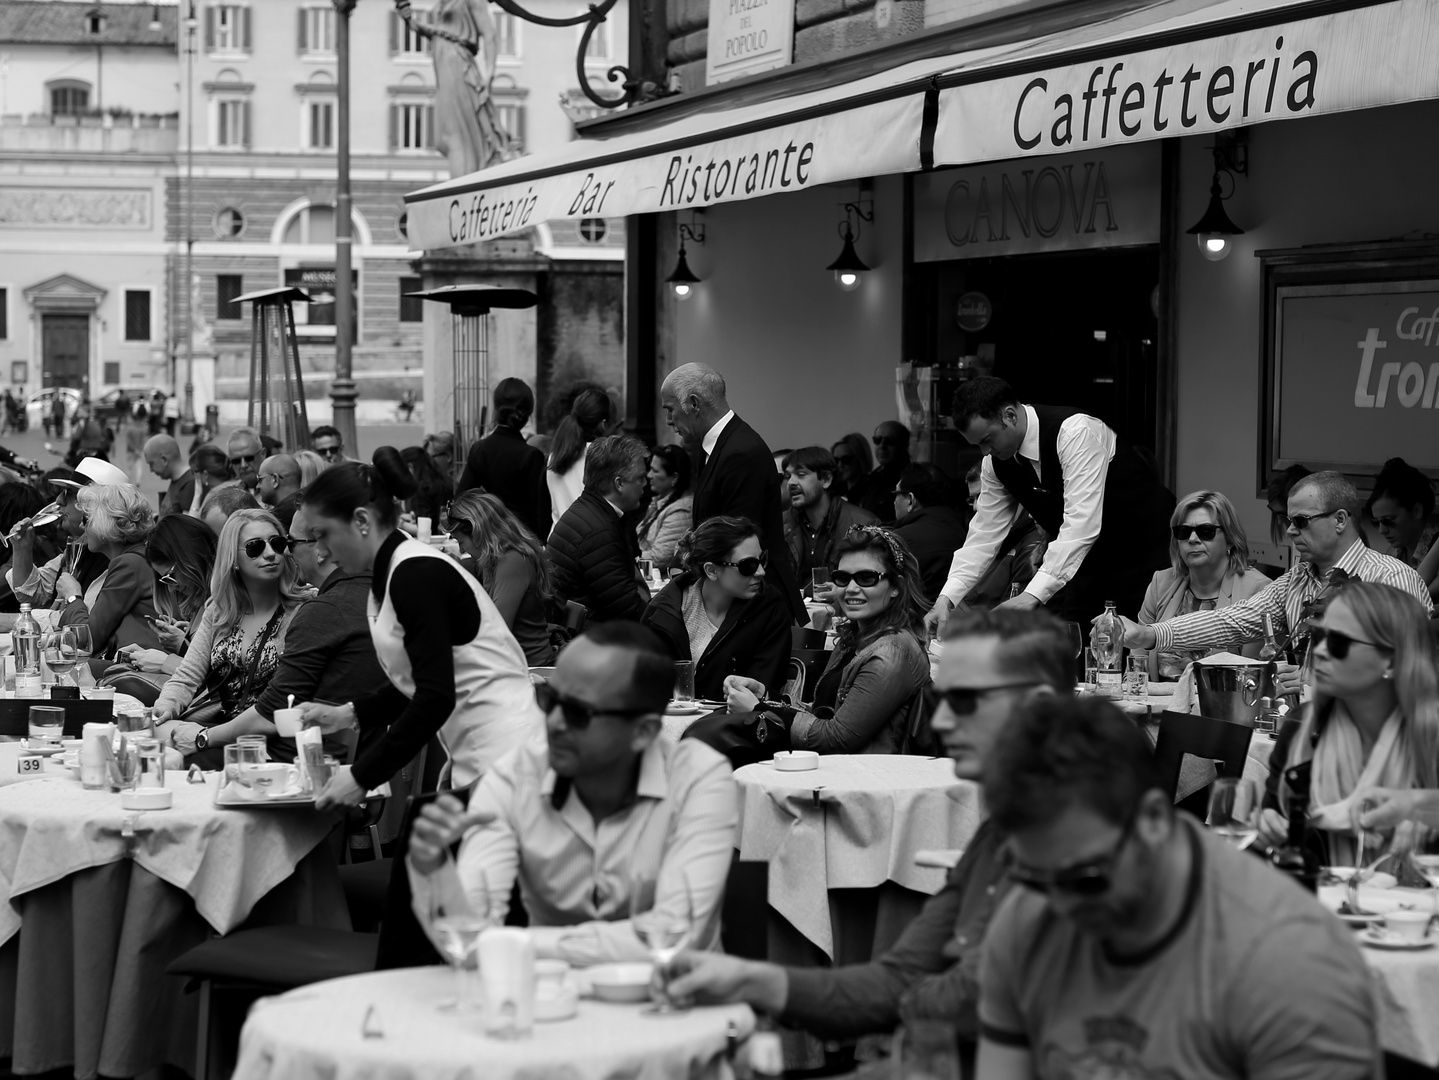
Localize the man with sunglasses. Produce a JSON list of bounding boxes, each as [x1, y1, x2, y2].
[[659, 610, 1073, 1069], [1107, 471, 1430, 700], [311, 425, 352, 465], [407, 623, 738, 967], [255, 453, 304, 527], [976, 694, 1379, 1080], [860, 421, 912, 523], [226, 427, 267, 491]]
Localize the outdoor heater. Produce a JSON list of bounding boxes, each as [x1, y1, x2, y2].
[[233, 287, 313, 453], [406, 284, 538, 466]]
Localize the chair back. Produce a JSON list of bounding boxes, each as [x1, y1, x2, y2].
[[899, 688, 939, 756], [1152, 710, 1255, 803], [790, 648, 831, 705], [791, 625, 825, 650], [564, 601, 588, 634], [374, 789, 448, 971], [780, 657, 805, 705]]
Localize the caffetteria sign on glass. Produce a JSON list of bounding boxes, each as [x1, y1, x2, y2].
[[1274, 281, 1439, 473]]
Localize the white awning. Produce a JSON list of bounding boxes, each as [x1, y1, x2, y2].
[[406, 0, 1437, 252]]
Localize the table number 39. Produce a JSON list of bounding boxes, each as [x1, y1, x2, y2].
[[16, 756, 43, 774]]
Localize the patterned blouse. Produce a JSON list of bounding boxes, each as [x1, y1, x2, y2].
[[210, 612, 285, 718]]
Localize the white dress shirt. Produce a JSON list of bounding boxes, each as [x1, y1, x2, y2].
[[700, 410, 735, 459], [940, 404, 1116, 606], [409, 735, 738, 967]]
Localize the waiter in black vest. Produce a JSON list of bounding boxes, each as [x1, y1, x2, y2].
[[926, 377, 1173, 633]]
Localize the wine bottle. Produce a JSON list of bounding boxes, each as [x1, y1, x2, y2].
[[1092, 600, 1123, 699], [1270, 789, 1319, 892]]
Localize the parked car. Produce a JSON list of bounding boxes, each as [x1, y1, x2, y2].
[[24, 387, 83, 432], [94, 385, 171, 426]]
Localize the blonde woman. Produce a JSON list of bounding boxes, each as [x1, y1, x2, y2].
[[295, 449, 328, 489], [1260, 581, 1439, 864], [154, 508, 308, 758], [1135, 490, 1272, 679], [57, 484, 163, 659]]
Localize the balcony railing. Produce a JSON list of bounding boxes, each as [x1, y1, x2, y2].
[[0, 113, 179, 153]]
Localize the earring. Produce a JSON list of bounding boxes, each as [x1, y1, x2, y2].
[[360, 528, 369, 537], [1383, 670, 1394, 680]]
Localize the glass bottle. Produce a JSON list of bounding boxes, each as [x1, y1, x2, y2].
[[13, 604, 41, 699], [1270, 790, 1319, 893], [1093, 600, 1123, 699]]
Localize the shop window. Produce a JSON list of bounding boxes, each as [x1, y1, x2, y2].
[[216, 274, 244, 318], [399, 277, 424, 322], [123, 290, 152, 342]]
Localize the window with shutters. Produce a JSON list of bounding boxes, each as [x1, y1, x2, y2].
[[308, 100, 334, 149], [300, 5, 335, 55], [49, 81, 91, 116], [214, 98, 250, 148], [399, 278, 424, 323], [123, 291, 153, 342], [391, 103, 434, 151], [207, 4, 251, 54], [392, 10, 432, 56], [493, 12, 519, 58], [494, 101, 525, 151], [216, 275, 244, 319]]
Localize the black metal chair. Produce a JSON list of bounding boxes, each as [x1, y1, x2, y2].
[[791, 625, 826, 650], [1152, 709, 1257, 815], [790, 648, 831, 705]]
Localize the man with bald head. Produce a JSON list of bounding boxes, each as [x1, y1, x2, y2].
[[143, 434, 194, 518], [256, 453, 303, 527], [660, 363, 804, 623]]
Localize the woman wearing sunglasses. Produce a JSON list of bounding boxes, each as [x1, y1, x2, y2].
[[55, 484, 164, 665], [1259, 580, 1439, 863], [153, 509, 308, 758], [446, 490, 556, 666], [294, 449, 543, 810], [1135, 491, 1271, 680], [691, 526, 931, 765], [641, 515, 790, 701]]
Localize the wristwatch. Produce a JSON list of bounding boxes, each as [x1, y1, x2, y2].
[[194, 729, 209, 752]]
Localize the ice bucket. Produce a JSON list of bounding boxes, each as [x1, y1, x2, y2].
[[1193, 662, 1273, 725]]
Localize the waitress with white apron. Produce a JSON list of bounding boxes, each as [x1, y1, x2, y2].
[[297, 449, 543, 810]]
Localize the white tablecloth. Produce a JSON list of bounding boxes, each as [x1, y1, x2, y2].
[[0, 743, 336, 941], [1317, 884, 1439, 1066], [234, 967, 754, 1080], [734, 754, 982, 958]]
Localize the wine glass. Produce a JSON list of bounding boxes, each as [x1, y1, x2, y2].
[[432, 860, 492, 1014], [70, 625, 93, 670], [631, 871, 693, 1017], [1064, 622, 1084, 685], [43, 629, 79, 686], [1207, 778, 1259, 850]]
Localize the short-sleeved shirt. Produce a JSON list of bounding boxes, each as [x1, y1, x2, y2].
[[979, 816, 1379, 1080]]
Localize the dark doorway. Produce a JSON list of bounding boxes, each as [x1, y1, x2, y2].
[[42, 315, 89, 390], [916, 247, 1162, 473]]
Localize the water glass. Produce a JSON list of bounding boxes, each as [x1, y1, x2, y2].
[[673, 661, 696, 702], [236, 734, 268, 788], [811, 567, 831, 597], [630, 871, 693, 1017], [637, 558, 654, 581], [223, 743, 243, 788], [115, 706, 152, 737], [27, 704, 64, 750], [1123, 654, 1149, 702], [132, 736, 165, 789], [1207, 778, 1259, 850], [894, 1020, 962, 1080]]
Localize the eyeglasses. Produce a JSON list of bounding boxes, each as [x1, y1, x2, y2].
[[1310, 625, 1388, 660], [285, 537, 318, 550], [872, 435, 903, 448], [242, 536, 289, 559], [1171, 523, 1223, 542], [156, 570, 178, 586], [229, 453, 258, 467], [445, 518, 473, 536], [923, 681, 1043, 717], [1283, 509, 1339, 531], [714, 551, 768, 576], [534, 682, 652, 730], [831, 569, 889, 588], [316, 445, 344, 459], [1004, 811, 1137, 897]]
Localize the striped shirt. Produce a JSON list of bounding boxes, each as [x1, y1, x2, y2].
[[1151, 540, 1432, 655]]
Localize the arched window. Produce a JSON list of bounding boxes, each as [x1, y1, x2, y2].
[[48, 80, 91, 116]]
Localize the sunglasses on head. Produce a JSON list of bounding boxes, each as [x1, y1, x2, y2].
[[156, 569, 178, 586], [714, 551, 768, 577], [534, 682, 652, 730], [832, 569, 888, 588], [1283, 509, 1339, 531], [445, 517, 473, 536], [923, 681, 1043, 717], [1310, 625, 1387, 660], [1003, 811, 1136, 897], [242, 536, 289, 559], [1171, 523, 1223, 542]]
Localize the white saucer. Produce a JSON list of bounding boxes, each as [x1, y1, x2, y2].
[[19, 741, 64, 757], [1336, 910, 1385, 927], [664, 702, 702, 717], [1361, 928, 1435, 950]]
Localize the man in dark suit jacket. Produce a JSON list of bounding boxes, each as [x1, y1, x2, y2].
[[546, 435, 651, 623], [456, 378, 551, 538], [660, 364, 805, 624]]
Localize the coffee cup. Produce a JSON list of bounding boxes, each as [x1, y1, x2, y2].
[[246, 762, 290, 796], [273, 708, 304, 738], [1383, 909, 1432, 942]]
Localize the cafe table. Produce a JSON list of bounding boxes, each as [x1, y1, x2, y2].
[[1316, 884, 1439, 1068], [0, 741, 348, 1080], [232, 966, 755, 1080]]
